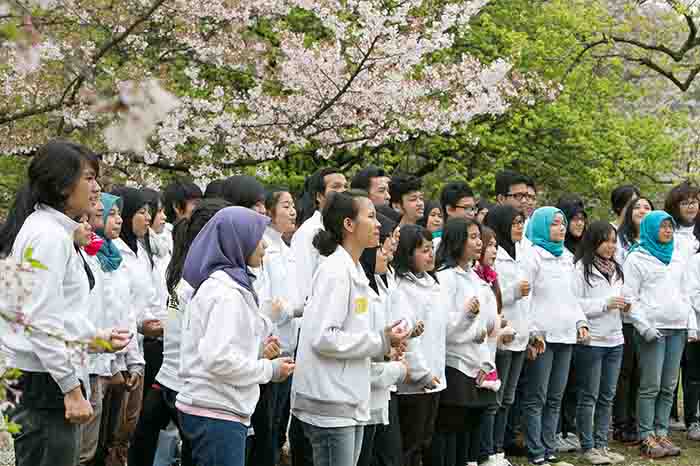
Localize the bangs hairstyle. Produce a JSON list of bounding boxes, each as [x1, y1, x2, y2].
[[389, 174, 422, 206], [418, 200, 441, 228], [313, 190, 369, 257], [264, 186, 292, 216], [163, 180, 203, 220], [440, 181, 474, 215], [664, 182, 699, 226], [393, 224, 433, 279], [351, 165, 386, 191], [436, 217, 481, 271], [575, 220, 624, 287], [619, 196, 655, 250], [611, 184, 640, 216]]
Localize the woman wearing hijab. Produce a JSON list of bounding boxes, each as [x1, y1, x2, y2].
[[623, 211, 696, 459], [557, 196, 587, 260], [176, 207, 295, 466], [521, 207, 589, 466]]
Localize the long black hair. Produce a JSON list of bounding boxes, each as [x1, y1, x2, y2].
[[575, 220, 624, 287], [166, 198, 232, 294], [0, 140, 98, 257], [393, 224, 434, 279], [436, 217, 481, 271], [111, 187, 154, 267], [618, 196, 655, 250], [313, 190, 367, 257], [484, 204, 521, 261], [556, 195, 587, 255]]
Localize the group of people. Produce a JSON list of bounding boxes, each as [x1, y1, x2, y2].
[[2, 139, 700, 466]]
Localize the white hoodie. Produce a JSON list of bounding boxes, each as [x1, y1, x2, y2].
[[114, 238, 163, 326], [390, 272, 447, 395], [623, 249, 697, 336], [495, 246, 530, 352], [571, 262, 624, 347], [84, 254, 115, 376], [4, 205, 94, 394], [292, 247, 389, 428], [521, 246, 587, 344], [290, 210, 324, 308], [177, 271, 276, 424], [156, 280, 194, 392]]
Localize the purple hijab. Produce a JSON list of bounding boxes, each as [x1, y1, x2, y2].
[[183, 206, 269, 303]]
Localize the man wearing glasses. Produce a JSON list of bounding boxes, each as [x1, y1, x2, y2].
[[432, 181, 477, 249]]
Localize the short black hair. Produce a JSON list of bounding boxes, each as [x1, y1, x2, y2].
[[389, 175, 422, 206], [665, 182, 699, 225], [440, 181, 474, 216], [524, 176, 537, 192], [495, 170, 529, 197], [610, 184, 640, 216], [204, 179, 226, 199], [163, 180, 203, 220], [351, 165, 386, 192], [296, 167, 343, 225]]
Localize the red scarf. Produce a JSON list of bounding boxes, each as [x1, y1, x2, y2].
[[475, 263, 498, 285], [84, 233, 104, 257]]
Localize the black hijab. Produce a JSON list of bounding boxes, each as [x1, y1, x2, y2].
[[485, 205, 520, 261], [111, 187, 154, 267]]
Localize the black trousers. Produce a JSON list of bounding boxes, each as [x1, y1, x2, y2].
[[613, 323, 640, 433], [684, 342, 700, 425], [127, 384, 192, 466], [290, 414, 314, 466], [398, 393, 440, 466], [371, 394, 403, 466]]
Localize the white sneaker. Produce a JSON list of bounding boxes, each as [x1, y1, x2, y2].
[[564, 433, 581, 451], [480, 455, 505, 466], [554, 433, 576, 453], [599, 447, 624, 464], [581, 448, 611, 465], [495, 452, 513, 466]]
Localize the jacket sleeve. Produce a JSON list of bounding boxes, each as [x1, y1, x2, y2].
[[441, 272, 478, 339], [125, 320, 145, 374], [370, 361, 406, 390], [622, 256, 651, 335], [572, 268, 607, 319], [311, 270, 388, 360], [389, 284, 432, 385], [685, 256, 700, 336], [13, 236, 85, 394], [197, 292, 274, 386]]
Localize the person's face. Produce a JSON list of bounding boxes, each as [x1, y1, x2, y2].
[[525, 186, 537, 217], [679, 197, 699, 224], [132, 204, 151, 239], [152, 207, 167, 234], [511, 214, 525, 242], [658, 219, 674, 244], [568, 213, 586, 239], [482, 236, 498, 267], [463, 224, 483, 263], [247, 239, 268, 267], [90, 201, 105, 232], [476, 208, 489, 224], [270, 192, 297, 234], [345, 197, 381, 249], [632, 199, 652, 228], [426, 207, 443, 234], [105, 206, 123, 240], [368, 176, 391, 206], [74, 215, 93, 247], [175, 198, 200, 220], [498, 183, 529, 212], [375, 247, 390, 275], [447, 196, 477, 220], [399, 190, 424, 224], [596, 229, 617, 260], [413, 238, 434, 273], [65, 165, 98, 217], [318, 173, 348, 210], [549, 213, 566, 242]]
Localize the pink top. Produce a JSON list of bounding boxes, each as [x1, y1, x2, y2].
[[176, 401, 250, 426]]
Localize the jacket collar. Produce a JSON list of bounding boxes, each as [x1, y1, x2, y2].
[[333, 246, 369, 287], [36, 203, 80, 235]]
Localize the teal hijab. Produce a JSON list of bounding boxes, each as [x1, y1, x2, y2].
[[630, 210, 675, 265], [96, 193, 124, 272], [525, 206, 567, 257]]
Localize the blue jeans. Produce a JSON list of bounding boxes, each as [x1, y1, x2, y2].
[[574, 345, 623, 450], [302, 421, 364, 466], [637, 329, 687, 439], [524, 342, 573, 462], [180, 412, 248, 466], [153, 426, 179, 466]]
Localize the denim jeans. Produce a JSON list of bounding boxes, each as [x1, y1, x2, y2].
[[481, 349, 526, 458], [523, 342, 573, 461], [574, 345, 623, 450], [152, 426, 179, 466], [180, 412, 248, 466], [301, 421, 364, 466], [637, 329, 687, 439], [13, 405, 80, 466]]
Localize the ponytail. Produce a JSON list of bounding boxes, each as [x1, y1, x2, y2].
[[312, 190, 366, 257]]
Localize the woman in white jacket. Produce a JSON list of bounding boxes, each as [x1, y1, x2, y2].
[[390, 224, 445, 466], [176, 207, 294, 466], [572, 221, 627, 465], [522, 206, 589, 466], [622, 211, 695, 459], [683, 223, 700, 441], [483, 205, 531, 465], [292, 190, 408, 466], [430, 217, 492, 466]]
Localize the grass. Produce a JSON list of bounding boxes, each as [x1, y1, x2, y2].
[[507, 431, 700, 466]]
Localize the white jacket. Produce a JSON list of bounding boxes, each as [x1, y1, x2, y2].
[[292, 247, 389, 427], [571, 262, 624, 347], [390, 273, 447, 395], [177, 271, 275, 423], [290, 211, 324, 308], [684, 253, 700, 339], [495, 246, 530, 352], [623, 249, 697, 335], [84, 254, 115, 376], [156, 280, 193, 392], [4, 205, 94, 393], [255, 227, 303, 355], [438, 266, 492, 378], [522, 246, 587, 344], [114, 238, 163, 326]]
